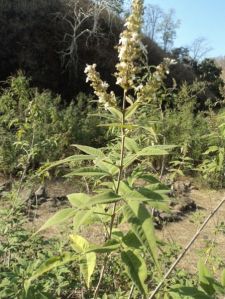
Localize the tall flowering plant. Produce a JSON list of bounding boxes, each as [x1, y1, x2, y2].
[[28, 0, 176, 297]]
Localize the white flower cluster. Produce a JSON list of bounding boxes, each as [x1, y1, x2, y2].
[[84, 64, 117, 110], [115, 0, 144, 91], [137, 58, 177, 103]]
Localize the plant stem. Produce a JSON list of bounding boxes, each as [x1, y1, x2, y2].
[[93, 255, 108, 299], [93, 91, 127, 298], [17, 130, 35, 197], [148, 197, 225, 299], [128, 284, 135, 299], [160, 136, 166, 179]]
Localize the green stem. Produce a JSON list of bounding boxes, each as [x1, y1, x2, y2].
[[93, 91, 127, 299]]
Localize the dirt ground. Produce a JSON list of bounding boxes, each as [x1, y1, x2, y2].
[[27, 179, 225, 276], [157, 188, 225, 274], [1, 176, 225, 276]]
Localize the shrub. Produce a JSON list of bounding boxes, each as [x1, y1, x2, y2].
[[0, 72, 105, 174]]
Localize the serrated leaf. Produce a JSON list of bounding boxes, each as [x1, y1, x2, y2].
[[81, 191, 121, 208], [123, 200, 158, 266], [67, 193, 90, 207], [138, 146, 168, 156], [125, 101, 140, 119], [123, 153, 138, 169], [124, 188, 169, 211], [125, 137, 140, 153], [118, 180, 133, 195], [108, 107, 123, 120], [70, 234, 96, 288], [70, 234, 90, 252], [94, 159, 118, 175], [38, 155, 96, 175], [121, 249, 147, 295], [145, 183, 170, 194], [122, 231, 142, 249], [65, 167, 109, 177], [99, 123, 138, 130], [80, 252, 96, 288], [36, 208, 75, 233], [72, 144, 105, 158], [133, 173, 161, 184], [73, 210, 94, 231], [87, 239, 121, 253]]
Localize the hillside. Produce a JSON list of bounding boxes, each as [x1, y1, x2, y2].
[[0, 0, 195, 100], [0, 1, 225, 298]]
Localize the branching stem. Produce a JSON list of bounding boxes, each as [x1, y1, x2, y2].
[[93, 91, 127, 298]]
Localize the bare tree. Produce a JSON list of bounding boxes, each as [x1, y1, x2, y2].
[[144, 4, 163, 41], [57, 0, 119, 74], [96, 0, 124, 15], [144, 5, 180, 52], [159, 9, 180, 52], [189, 37, 212, 61]]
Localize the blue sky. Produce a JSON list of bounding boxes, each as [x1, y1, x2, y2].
[[143, 0, 225, 58]]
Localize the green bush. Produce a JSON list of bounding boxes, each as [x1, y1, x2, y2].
[[198, 109, 225, 187], [0, 189, 81, 299], [0, 73, 105, 174]]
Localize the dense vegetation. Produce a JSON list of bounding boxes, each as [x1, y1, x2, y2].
[[0, 0, 225, 298]]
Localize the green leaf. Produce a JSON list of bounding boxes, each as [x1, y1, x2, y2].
[[73, 210, 94, 231], [123, 153, 138, 169], [204, 277, 225, 295], [80, 252, 96, 288], [87, 239, 121, 253], [72, 144, 105, 158], [99, 123, 138, 130], [38, 155, 96, 175], [108, 107, 123, 121], [81, 191, 121, 208], [198, 260, 215, 296], [122, 231, 142, 249], [121, 249, 147, 295], [221, 269, 225, 287], [145, 183, 170, 194], [24, 253, 77, 292], [94, 159, 118, 175], [123, 200, 158, 266], [124, 187, 169, 211], [170, 287, 212, 299], [138, 146, 168, 156], [203, 146, 219, 155], [70, 234, 90, 252], [132, 173, 161, 184], [36, 208, 75, 233], [118, 180, 133, 195], [65, 167, 109, 177], [67, 193, 90, 207], [70, 234, 96, 288], [69, 191, 121, 212], [125, 137, 140, 153], [125, 101, 140, 119]]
